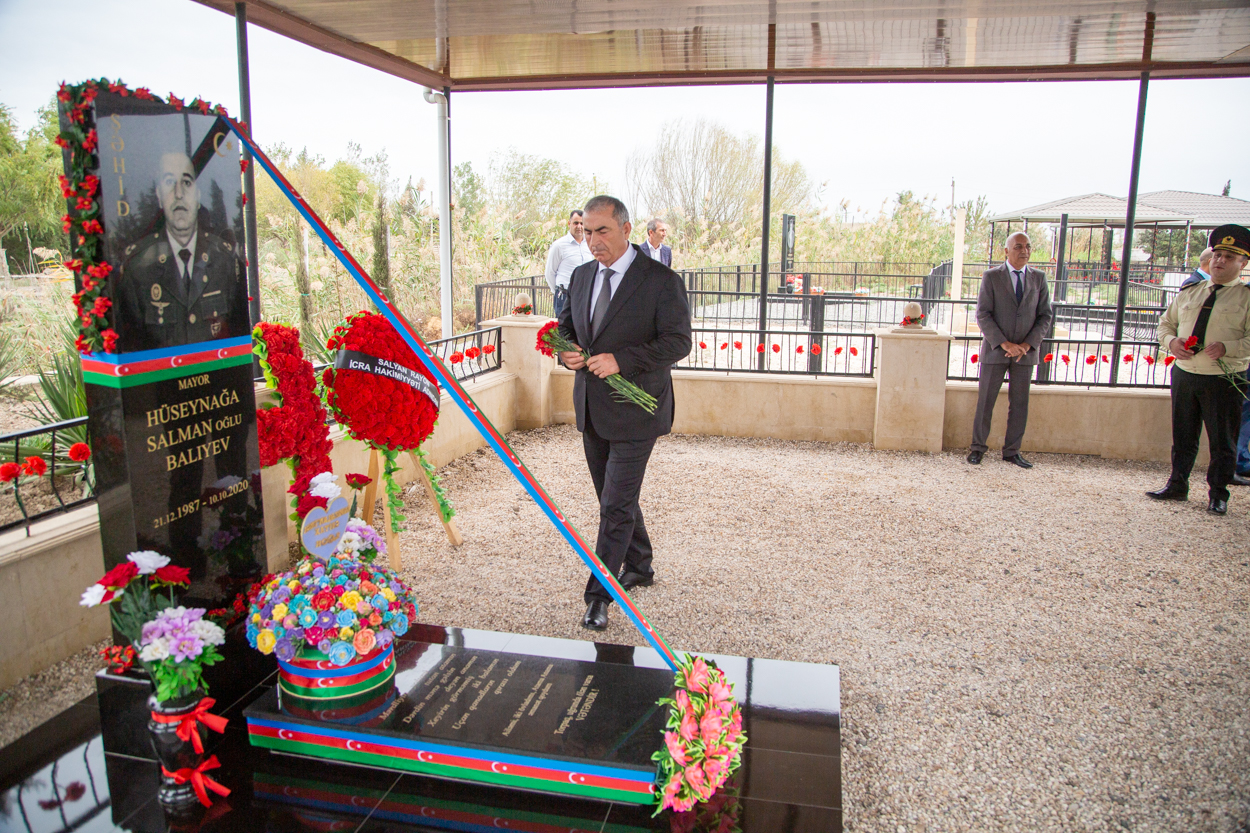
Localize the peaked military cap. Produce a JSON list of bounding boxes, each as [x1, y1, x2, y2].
[[1208, 223, 1250, 258]]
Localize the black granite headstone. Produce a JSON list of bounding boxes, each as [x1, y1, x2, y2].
[[66, 90, 265, 612]]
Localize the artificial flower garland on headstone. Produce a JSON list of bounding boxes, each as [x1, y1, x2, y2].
[[53, 78, 236, 354]]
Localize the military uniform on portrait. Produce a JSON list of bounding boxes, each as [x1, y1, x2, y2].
[[116, 225, 248, 353]]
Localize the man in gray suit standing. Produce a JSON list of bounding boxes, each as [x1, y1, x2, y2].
[[967, 232, 1053, 468]]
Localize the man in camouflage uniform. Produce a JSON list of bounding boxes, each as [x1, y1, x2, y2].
[[116, 152, 248, 352]]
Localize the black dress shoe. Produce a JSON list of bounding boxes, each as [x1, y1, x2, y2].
[[1232, 473, 1250, 486], [1208, 497, 1229, 515], [967, 450, 983, 465], [1003, 453, 1033, 469], [1145, 485, 1188, 501], [581, 600, 609, 630], [620, 571, 654, 590]]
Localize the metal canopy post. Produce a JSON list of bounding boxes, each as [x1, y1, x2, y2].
[[424, 86, 454, 338], [1110, 69, 1150, 386], [235, 2, 261, 330], [756, 73, 775, 370]]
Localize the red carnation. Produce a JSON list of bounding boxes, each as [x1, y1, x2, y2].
[[535, 321, 559, 357], [1085, 355, 1097, 365], [733, 341, 742, 349], [21, 456, 46, 477], [465, 346, 481, 360], [1164, 356, 1175, 366], [1145, 355, 1155, 366], [449, 351, 464, 364], [1043, 353, 1053, 363], [346, 473, 372, 489], [240, 159, 249, 173], [970, 353, 979, 364], [1101, 355, 1109, 363], [698, 341, 707, 350], [296, 493, 328, 517], [850, 346, 859, 356], [1184, 335, 1199, 349], [98, 561, 138, 589], [756, 344, 765, 353], [153, 565, 190, 586], [834, 347, 843, 355], [482, 344, 495, 355], [771, 343, 780, 354], [1123, 353, 1133, 363], [69, 442, 91, 462], [0, 462, 19, 482], [1061, 355, 1070, 365], [811, 344, 822, 355]]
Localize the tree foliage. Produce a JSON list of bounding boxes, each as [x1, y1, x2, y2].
[[0, 100, 65, 273]]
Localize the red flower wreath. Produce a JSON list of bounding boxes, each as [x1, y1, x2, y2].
[[323, 312, 439, 451], [253, 322, 334, 519]]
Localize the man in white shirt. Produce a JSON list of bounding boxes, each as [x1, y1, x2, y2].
[[544, 210, 592, 317]]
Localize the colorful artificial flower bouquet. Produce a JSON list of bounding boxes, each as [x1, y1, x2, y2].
[[652, 654, 747, 814], [246, 550, 417, 666], [80, 551, 227, 703], [535, 320, 658, 414]]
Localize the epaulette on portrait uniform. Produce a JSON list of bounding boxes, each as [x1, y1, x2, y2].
[[1179, 281, 1207, 294]]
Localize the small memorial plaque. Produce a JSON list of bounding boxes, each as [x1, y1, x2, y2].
[[300, 497, 350, 559]]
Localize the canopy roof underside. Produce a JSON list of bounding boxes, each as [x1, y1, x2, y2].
[[197, 1, 1250, 90], [991, 190, 1250, 227]]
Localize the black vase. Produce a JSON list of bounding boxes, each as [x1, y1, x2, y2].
[[147, 689, 208, 809]]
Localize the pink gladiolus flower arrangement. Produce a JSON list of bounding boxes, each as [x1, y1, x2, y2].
[[651, 653, 746, 815]]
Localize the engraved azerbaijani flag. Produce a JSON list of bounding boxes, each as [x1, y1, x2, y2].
[[80, 335, 253, 388]]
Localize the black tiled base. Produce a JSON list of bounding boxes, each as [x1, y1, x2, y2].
[[1, 625, 841, 833]]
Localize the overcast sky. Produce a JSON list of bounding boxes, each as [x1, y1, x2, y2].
[[3, 0, 1249, 219]]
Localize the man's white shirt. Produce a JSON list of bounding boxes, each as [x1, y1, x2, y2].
[[545, 233, 592, 291], [590, 245, 637, 318]]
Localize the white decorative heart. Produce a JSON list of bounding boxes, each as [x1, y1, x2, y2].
[[301, 496, 351, 559]]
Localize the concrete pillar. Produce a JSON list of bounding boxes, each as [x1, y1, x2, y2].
[[489, 315, 555, 429], [873, 327, 953, 453], [951, 207, 967, 301]]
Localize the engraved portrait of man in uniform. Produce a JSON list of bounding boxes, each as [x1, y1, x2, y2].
[[114, 149, 249, 352]]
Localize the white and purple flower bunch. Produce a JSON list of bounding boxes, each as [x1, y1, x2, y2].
[[335, 518, 387, 563], [138, 606, 226, 702]]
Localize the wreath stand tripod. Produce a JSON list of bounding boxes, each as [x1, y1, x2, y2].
[[358, 448, 463, 570]]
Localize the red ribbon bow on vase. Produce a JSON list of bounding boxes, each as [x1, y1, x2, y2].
[[149, 697, 229, 754], [160, 755, 232, 807]]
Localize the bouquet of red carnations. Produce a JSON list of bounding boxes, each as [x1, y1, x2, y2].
[[535, 321, 658, 414]]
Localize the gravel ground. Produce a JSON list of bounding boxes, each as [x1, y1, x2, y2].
[[3, 425, 1248, 832]]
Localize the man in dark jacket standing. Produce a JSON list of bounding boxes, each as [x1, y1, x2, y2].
[[967, 231, 1054, 468], [557, 196, 691, 630]]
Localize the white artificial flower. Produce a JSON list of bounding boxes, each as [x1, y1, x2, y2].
[[309, 472, 341, 501], [80, 584, 106, 607], [191, 619, 227, 646], [127, 550, 170, 574], [140, 638, 170, 662], [337, 532, 363, 553]]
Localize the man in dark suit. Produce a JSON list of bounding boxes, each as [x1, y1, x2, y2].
[[967, 232, 1054, 468], [556, 196, 691, 630], [1180, 247, 1213, 289], [639, 219, 672, 267], [115, 152, 249, 352]]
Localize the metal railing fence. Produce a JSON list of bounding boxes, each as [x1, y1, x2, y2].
[[0, 417, 95, 534], [678, 328, 875, 376]]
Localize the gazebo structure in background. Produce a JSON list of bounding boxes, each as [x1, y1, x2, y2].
[[194, 0, 1250, 382], [990, 190, 1250, 306]]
